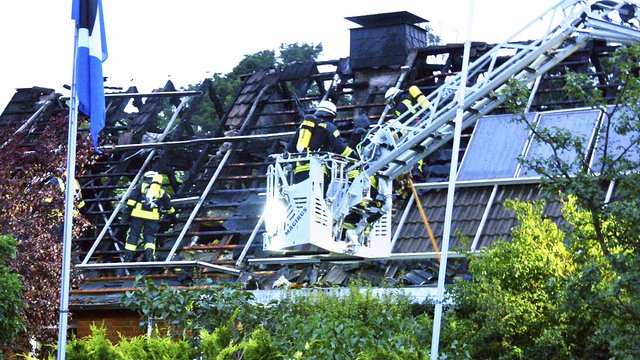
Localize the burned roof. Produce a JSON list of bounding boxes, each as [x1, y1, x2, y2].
[[1, 7, 636, 309]]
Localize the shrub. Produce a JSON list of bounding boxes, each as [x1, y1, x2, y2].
[[66, 325, 117, 360], [114, 335, 196, 360], [0, 234, 25, 350]]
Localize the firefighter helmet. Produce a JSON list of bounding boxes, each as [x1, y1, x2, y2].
[[143, 171, 159, 180], [314, 100, 337, 118], [384, 87, 402, 104]]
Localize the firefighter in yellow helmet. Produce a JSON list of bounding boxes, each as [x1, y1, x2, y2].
[[122, 171, 176, 263], [286, 100, 365, 183]]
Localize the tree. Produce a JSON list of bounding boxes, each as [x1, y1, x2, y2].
[[232, 50, 278, 77], [278, 42, 323, 66], [183, 42, 325, 136], [442, 200, 574, 359], [470, 43, 640, 358], [0, 111, 94, 357]]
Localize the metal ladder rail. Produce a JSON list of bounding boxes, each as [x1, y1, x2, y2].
[[165, 148, 232, 261], [363, 1, 640, 180], [365, 30, 579, 179], [358, 2, 582, 176], [80, 96, 191, 264], [76, 147, 247, 276], [384, 7, 640, 179], [383, 34, 592, 179]]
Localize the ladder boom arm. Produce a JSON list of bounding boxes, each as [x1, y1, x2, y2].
[[358, 0, 640, 181]]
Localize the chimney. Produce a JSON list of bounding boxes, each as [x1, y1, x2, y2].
[[346, 11, 429, 70]]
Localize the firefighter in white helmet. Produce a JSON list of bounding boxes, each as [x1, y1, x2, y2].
[[286, 100, 365, 183], [122, 171, 176, 263], [385, 85, 431, 179], [384, 85, 429, 119]]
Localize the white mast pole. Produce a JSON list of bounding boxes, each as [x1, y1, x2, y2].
[[430, 0, 474, 358]]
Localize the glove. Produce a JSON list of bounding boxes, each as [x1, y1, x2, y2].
[[348, 127, 367, 148]]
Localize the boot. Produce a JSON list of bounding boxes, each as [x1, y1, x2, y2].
[[118, 250, 135, 277], [144, 248, 155, 262], [124, 249, 135, 262]]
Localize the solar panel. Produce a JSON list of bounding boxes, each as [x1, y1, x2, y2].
[[458, 114, 533, 180], [519, 109, 600, 177], [592, 106, 640, 168]]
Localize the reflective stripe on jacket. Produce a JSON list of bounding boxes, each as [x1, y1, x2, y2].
[[44, 177, 85, 211], [126, 182, 175, 220]]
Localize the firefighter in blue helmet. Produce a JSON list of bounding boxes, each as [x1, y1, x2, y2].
[[122, 171, 176, 263], [287, 100, 365, 183]]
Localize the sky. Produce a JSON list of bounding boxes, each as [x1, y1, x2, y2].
[[0, 0, 560, 110]]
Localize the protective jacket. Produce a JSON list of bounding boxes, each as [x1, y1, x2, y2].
[[287, 114, 355, 157], [124, 174, 176, 263], [126, 179, 175, 220], [45, 176, 85, 214], [393, 85, 429, 119], [287, 115, 359, 180]]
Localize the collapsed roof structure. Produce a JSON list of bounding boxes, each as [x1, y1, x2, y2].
[[2, 2, 640, 327]]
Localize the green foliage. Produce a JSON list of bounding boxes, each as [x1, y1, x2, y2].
[[0, 235, 25, 349], [260, 285, 433, 359], [233, 50, 277, 76], [121, 277, 257, 340], [122, 280, 433, 359], [501, 78, 531, 114], [199, 326, 232, 359], [442, 200, 573, 359], [114, 334, 196, 360], [183, 42, 324, 136], [486, 44, 640, 359], [66, 325, 117, 360], [182, 83, 220, 136], [200, 321, 282, 360], [560, 198, 640, 359], [64, 324, 197, 360], [241, 325, 281, 360], [278, 42, 323, 66], [424, 24, 442, 46]]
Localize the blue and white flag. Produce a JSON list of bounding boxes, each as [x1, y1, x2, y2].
[[72, 0, 107, 153]]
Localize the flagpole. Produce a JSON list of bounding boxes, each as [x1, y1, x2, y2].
[[57, 23, 80, 360]]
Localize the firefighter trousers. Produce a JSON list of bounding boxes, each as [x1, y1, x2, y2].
[[125, 216, 160, 262]]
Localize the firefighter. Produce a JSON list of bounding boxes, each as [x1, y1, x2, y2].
[[385, 85, 430, 180], [342, 173, 381, 244], [122, 171, 176, 263], [44, 169, 86, 214], [43, 169, 86, 242], [286, 100, 365, 183], [384, 85, 430, 119]]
